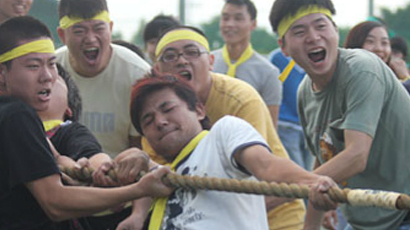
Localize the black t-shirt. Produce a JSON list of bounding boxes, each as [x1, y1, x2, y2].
[[50, 121, 102, 160], [0, 96, 60, 230]]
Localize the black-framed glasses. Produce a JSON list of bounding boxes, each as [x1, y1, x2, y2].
[[159, 48, 208, 63]]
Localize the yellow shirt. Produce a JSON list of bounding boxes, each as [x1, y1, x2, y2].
[[142, 72, 305, 230]]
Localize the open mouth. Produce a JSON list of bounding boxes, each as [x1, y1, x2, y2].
[[38, 89, 51, 98], [179, 71, 192, 80], [308, 48, 326, 63], [83, 47, 99, 61]]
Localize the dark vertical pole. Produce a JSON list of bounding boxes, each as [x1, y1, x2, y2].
[[369, 0, 374, 17], [179, 0, 186, 24]]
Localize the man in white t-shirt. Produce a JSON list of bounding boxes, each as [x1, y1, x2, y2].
[[56, 0, 150, 157], [129, 74, 337, 230]]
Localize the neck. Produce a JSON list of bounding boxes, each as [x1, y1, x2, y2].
[[225, 40, 250, 60]]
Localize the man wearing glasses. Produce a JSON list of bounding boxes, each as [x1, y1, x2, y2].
[[147, 26, 306, 229]]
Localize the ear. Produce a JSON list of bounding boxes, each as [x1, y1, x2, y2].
[[109, 21, 114, 32], [251, 19, 257, 31], [57, 27, 66, 44], [278, 38, 289, 57], [208, 53, 215, 71], [195, 102, 206, 120], [64, 107, 73, 120]]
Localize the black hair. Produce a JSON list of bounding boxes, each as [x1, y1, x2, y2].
[[56, 63, 82, 122], [143, 15, 180, 44], [225, 0, 257, 20], [269, 0, 336, 34], [391, 36, 408, 61], [130, 71, 211, 135], [112, 39, 146, 60], [58, 0, 108, 20], [0, 16, 53, 68]]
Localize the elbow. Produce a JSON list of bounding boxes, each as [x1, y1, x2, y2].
[[354, 150, 369, 173], [43, 205, 69, 222]]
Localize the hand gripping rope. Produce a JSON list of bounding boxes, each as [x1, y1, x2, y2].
[[60, 166, 410, 210]]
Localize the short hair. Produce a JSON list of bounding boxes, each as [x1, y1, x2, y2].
[[112, 39, 146, 60], [391, 36, 408, 61], [130, 71, 211, 135], [56, 63, 82, 122], [344, 21, 388, 49], [58, 0, 108, 20], [143, 15, 180, 44], [225, 0, 257, 20], [0, 16, 53, 68], [269, 0, 336, 34]]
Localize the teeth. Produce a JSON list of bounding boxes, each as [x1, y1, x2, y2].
[[85, 47, 98, 52], [310, 48, 323, 54], [39, 90, 49, 95]]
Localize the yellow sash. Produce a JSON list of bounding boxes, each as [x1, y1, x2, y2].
[[278, 59, 296, 82], [222, 44, 254, 77], [148, 130, 209, 230], [43, 119, 63, 132]]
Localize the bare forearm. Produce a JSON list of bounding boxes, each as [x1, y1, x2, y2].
[[304, 203, 325, 230], [28, 178, 146, 221], [267, 105, 279, 129], [313, 149, 367, 183]]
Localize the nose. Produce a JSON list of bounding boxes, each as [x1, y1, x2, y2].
[[84, 31, 98, 44], [306, 28, 321, 43], [175, 53, 189, 66], [154, 113, 169, 130], [39, 65, 55, 83]]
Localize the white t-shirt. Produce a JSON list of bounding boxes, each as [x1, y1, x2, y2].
[[56, 44, 150, 157], [161, 115, 270, 230]]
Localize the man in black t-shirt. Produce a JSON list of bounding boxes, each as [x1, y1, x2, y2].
[[0, 16, 173, 230]]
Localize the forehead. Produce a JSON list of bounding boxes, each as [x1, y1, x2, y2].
[[290, 13, 331, 29], [368, 27, 388, 37], [162, 39, 203, 51], [142, 88, 180, 110], [70, 19, 108, 29]]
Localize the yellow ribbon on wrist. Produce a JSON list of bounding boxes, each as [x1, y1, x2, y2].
[[59, 10, 110, 29], [155, 29, 210, 58], [222, 43, 254, 77], [0, 39, 55, 63], [149, 130, 209, 230], [277, 5, 333, 38]]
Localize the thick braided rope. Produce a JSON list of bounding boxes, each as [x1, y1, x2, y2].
[[60, 166, 410, 210]]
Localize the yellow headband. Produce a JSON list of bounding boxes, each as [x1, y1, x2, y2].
[[59, 10, 110, 29], [0, 39, 55, 63], [277, 6, 332, 38], [155, 29, 210, 57]]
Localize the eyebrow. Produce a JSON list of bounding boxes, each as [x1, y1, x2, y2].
[[290, 16, 327, 31], [25, 55, 57, 63]]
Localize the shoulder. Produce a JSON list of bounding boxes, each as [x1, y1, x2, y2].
[[0, 96, 36, 116], [211, 48, 223, 56], [210, 72, 262, 98], [111, 44, 151, 71]]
